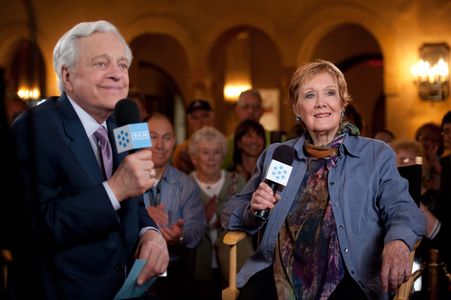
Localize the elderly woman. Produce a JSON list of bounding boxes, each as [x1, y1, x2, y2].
[[223, 59, 425, 300], [188, 126, 248, 299]]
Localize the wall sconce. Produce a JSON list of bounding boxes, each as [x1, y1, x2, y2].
[[17, 86, 40, 100], [223, 31, 252, 103], [411, 43, 449, 101], [223, 83, 252, 103]]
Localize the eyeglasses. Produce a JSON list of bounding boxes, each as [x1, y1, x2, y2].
[[239, 104, 262, 110]]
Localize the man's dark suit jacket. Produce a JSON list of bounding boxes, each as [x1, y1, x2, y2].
[[11, 94, 156, 300]]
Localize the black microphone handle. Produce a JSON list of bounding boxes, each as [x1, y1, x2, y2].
[[254, 180, 278, 223]]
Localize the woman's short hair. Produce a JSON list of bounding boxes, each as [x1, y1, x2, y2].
[[233, 119, 266, 165], [53, 20, 132, 93], [188, 126, 227, 157], [288, 59, 351, 107]]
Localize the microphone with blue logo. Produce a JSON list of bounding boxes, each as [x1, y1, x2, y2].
[[254, 144, 295, 223], [113, 98, 152, 153]]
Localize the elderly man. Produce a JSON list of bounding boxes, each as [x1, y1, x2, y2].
[[172, 99, 214, 174], [223, 89, 267, 170], [11, 20, 168, 299], [234, 89, 264, 123], [144, 113, 206, 299]]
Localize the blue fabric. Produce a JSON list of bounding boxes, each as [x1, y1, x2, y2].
[[144, 165, 206, 251], [224, 134, 425, 300]]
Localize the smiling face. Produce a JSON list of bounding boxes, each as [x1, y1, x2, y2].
[[292, 72, 344, 145], [191, 139, 224, 180], [147, 116, 176, 172], [238, 129, 265, 158], [62, 31, 130, 123]]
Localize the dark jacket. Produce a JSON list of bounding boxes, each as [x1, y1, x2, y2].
[[11, 94, 156, 300]]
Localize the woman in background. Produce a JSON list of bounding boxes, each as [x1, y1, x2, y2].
[[230, 119, 266, 181], [415, 122, 443, 191], [188, 126, 248, 300]]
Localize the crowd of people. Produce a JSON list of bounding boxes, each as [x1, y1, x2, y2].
[[1, 19, 449, 300]]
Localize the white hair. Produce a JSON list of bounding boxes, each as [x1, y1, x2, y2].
[[188, 126, 227, 157], [53, 20, 133, 93]]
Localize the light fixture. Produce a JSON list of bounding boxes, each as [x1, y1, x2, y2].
[[223, 31, 252, 103], [411, 43, 450, 101], [17, 86, 40, 100], [223, 83, 252, 103]]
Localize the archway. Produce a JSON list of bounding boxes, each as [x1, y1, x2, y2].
[[311, 23, 384, 137], [208, 26, 283, 135], [129, 34, 189, 142], [4, 39, 46, 107]]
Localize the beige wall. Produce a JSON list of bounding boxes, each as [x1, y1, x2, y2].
[[1, 0, 451, 138]]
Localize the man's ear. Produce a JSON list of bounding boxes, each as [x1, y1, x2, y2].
[[61, 66, 73, 92]]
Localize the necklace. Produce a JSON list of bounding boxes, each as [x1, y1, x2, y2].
[[193, 171, 225, 196]]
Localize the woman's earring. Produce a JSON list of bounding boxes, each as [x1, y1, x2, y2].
[[341, 111, 345, 118], [295, 115, 302, 122]]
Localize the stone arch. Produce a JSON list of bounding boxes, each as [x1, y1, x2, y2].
[[0, 23, 51, 70], [290, 5, 396, 136], [292, 4, 396, 93], [128, 33, 189, 140], [0, 26, 29, 67], [0, 23, 56, 97], [121, 17, 197, 73], [200, 12, 290, 68], [0, 24, 50, 99], [207, 24, 284, 134]]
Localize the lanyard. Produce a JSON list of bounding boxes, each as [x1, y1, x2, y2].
[[151, 186, 161, 206], [144, 182, 161, 207]]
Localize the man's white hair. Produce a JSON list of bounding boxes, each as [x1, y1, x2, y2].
[[53, 20, 133, 93]]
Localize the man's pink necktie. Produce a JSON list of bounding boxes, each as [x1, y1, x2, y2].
[[94, 126, 113, 179]]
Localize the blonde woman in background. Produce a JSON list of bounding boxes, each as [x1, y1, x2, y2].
[[188, 126, 249, 300]]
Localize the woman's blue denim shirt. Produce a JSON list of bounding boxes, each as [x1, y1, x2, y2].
[[224, 134, 425, 299]]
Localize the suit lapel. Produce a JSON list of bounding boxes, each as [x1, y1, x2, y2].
[[58, 94, 104, 184]]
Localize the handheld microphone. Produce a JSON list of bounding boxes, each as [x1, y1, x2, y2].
[[254, 144, 295, 223], [113, 98, 152, 153]]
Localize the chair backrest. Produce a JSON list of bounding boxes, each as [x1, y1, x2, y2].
[[397, 156, 422, 207]]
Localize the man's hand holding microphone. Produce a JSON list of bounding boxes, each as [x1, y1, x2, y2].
[[108, 98, 169, 284]]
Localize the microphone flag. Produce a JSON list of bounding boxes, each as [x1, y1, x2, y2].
[[264, 160, 293, 187], [113, 123, 152, 153]]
